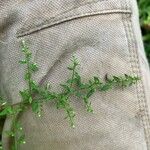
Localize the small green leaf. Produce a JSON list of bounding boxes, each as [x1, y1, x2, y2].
[[86, 102, 94, 113], [14, 107, 23, 114], [46, 93, 56, 101], [19, 60, 27, 64], [67, 66, 73, 70], [31, 101, 42, 116], [19, 90, 30, 102], [5, 130, 15, 137], [100, 83, 112, 91], [26, 51, 32, 59], [31, 101, 39, 112], [60, 84, 69, 90], [46, 83, 51, 90], [75, 91, 83, 98], [15, 122, 22, 130], [66, 79, 73, 84], [60, 84, 72, 93], [0, 106, 14, 117], [1, 101, 7, 106], [30, 63, 38, 72], [29, 97, 33, 103], [94, 76, 100, 84], [80, 83, 89, 89], [112, 76, 120, 81], [24, 72, 31, 80], [30, 80, 39, 92], [0, 97, 7, 106], [86, 89, 95, 98], [18, 134, 26, 144], [74, 72, 82, 86]]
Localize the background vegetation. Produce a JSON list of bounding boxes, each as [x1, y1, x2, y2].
[[138, 0, 150, 64]]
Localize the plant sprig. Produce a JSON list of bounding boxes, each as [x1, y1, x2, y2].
[[0, 40, 141, 150]]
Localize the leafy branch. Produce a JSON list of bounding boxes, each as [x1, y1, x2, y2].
[[0, 40, 141, 150]]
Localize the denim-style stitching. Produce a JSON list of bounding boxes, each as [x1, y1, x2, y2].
[[17, 9, 131, 38], [122, 0, 150, 149], [129, 17, 150, 150]]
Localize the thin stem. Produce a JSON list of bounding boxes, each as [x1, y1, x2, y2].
[[27, 62, 32, 96], [11, 111, 19, 150]]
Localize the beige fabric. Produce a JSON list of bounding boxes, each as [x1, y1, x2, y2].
[[0, 0, 150, 149]]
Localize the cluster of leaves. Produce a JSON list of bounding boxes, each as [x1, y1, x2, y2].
[[0, 98, 25, 150], [137, 0, 150, 64], [0, 40, 140, 150]]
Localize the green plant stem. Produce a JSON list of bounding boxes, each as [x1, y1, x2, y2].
[[11, 111, 19, 150], [0, 40, 141, 150], [27, 63, 32, 97]]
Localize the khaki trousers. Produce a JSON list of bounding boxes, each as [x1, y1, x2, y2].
[[0, 0, 150, 149]]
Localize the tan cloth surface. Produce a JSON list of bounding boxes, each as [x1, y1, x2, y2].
[[0, 0, 150, 149]]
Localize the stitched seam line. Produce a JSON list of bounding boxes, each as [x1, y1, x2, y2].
[[122, 1, 150, 149], [129, 18, 150, 150], [124, 1, 150, 148], [17, 9, 131, 38], [123, 14, 149, 150], [127, 0, 150, 146]]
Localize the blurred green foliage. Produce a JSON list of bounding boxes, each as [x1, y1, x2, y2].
[[138, 0, 150, 64]]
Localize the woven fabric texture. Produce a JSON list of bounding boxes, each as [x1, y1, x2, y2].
[[0, 0, 150, 149]]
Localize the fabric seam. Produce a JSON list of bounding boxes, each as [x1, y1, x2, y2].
[[121, 1, 150, 149], [129, 17, 150, 150], [16, 9, 131, 38]]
